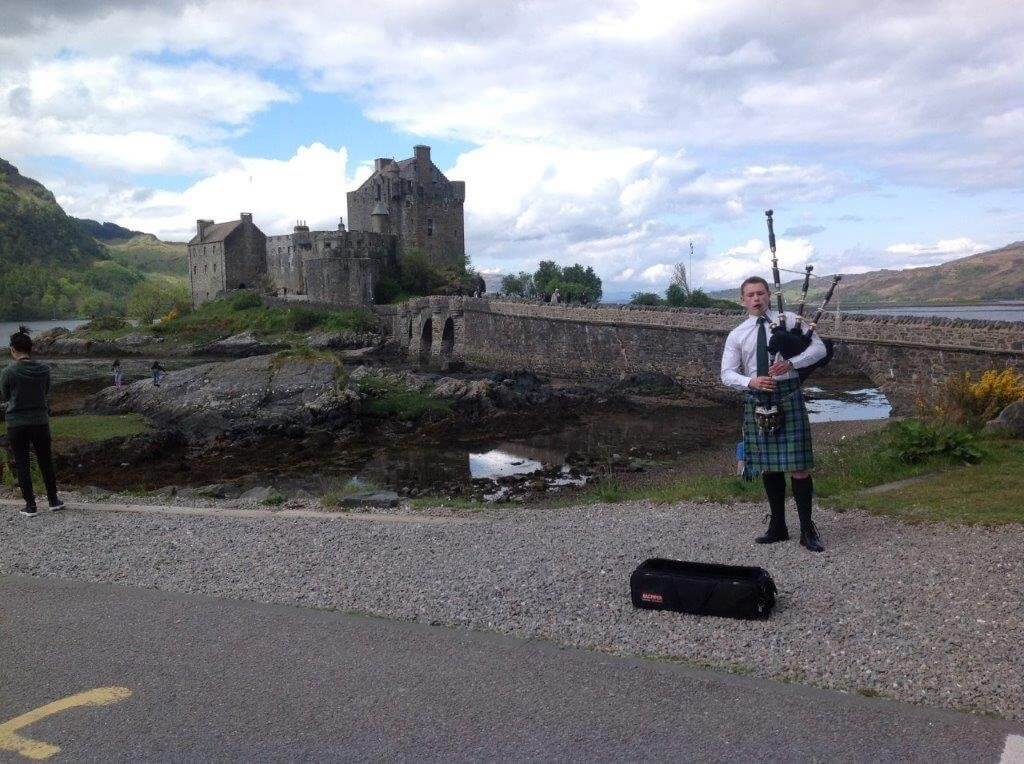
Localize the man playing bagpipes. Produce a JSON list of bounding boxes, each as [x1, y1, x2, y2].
[[719, 211, 840, 553]]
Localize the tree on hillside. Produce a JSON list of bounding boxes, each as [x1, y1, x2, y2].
[[671, 263, 690, 296], [524, 261, 602, 303], [665, 283, 687, 307], [630, 291, 663, 306], [500, 271, 536, 298], [127, 280, 191, 324]]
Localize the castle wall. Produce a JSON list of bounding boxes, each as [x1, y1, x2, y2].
[[266, 234, 304, 293], [223, 223, 267, 291], [305, 257, 375, 306], [187, 242, 225, 306]]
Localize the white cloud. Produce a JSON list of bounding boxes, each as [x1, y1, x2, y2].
[[0, 55, 291, 174], [701, 237, 817, 289], [884, 237, 988, 265], [52, 143, 366, 241], [3, 1, 1023, 189]]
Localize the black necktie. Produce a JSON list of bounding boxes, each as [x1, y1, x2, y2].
[[756, 317, 769, 376]]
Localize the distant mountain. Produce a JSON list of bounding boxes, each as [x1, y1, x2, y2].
[[0, 158, 105, 268], [708, 242, 1024, 306], [72, 217, 144, 241], [0, 157, 186, 319]]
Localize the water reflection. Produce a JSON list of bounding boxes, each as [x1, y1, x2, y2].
[[469, 449, 545, 479], [803, 384, 891, 423]]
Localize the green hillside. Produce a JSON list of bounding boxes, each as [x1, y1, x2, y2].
[[0, 158, 186, 320], [709, 242, 1024, 307], [105, 234, 188, 278]]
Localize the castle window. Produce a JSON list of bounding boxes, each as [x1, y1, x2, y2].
[[427, 219, 434, 236], [376, 184, 381, 201], [204, 264, 208, 273], [213, 263, 217, 272], [193, 265, 197, 275]]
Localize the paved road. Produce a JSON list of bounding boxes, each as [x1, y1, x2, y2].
[[1, 575, 1020, 762]]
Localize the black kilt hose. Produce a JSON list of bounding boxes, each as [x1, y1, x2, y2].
[[742, 378, 814, 479]]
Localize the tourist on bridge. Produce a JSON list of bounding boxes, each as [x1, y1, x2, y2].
[[1, 327, 65, 516], [720, 277, 828, 552]]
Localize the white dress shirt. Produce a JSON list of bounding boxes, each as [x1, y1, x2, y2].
[[720, 310, 828, 392]]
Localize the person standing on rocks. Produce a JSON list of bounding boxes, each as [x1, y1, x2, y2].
[[151, 361, 166, 387], [112, 359, 123, 389], [1, 327, 65, 516], [720, 276, 827, 552]]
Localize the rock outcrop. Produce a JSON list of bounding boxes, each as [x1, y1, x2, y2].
[[985, 399, 1024, 438], [88, 353, 352, 438]]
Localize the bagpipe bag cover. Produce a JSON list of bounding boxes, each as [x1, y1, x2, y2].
[[630, 558, 777, 620]]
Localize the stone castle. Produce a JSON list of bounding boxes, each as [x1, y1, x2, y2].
[[187, 145, 465, 307]]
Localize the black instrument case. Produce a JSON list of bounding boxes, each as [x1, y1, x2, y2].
[[630, 558, 777, 620]]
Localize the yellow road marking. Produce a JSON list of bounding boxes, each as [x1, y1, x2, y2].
[[0, 686, 132, 760]]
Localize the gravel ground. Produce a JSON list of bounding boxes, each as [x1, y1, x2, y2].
[[2, 494, 1021, 722]]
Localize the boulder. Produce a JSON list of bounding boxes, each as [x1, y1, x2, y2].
[[307, 331, 380, 350], [86, 353, 356, 440], [198, 331, 286, 357], [116, 332, 162, 348], [985, 399, 1024, 438], [239, 486, 277, 502]]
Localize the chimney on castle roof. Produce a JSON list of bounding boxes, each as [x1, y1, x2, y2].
[[414, 145, 431, 166], [196, 219, 214, 239], [338, 217, 346, 232], [374, 157, 393, 172], [240, 212, 253, 224]]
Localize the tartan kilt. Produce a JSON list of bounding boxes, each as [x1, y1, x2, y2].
[[742, 378, 814, 479]]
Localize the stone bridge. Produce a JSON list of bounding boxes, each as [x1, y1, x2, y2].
[[376, 298, 1024, 415]]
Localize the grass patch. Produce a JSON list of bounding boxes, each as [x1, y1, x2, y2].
[[322, 478, 369, 509], [826, 436, 1024, 524], [1, 413, 150, 444], [262, 494, 285, 506], [356, 374, 452, 421], [408, 495, 488, 512], [558, 423, 1024, 525], [152, 292, 376, 342], [1, 414, 150, 494]]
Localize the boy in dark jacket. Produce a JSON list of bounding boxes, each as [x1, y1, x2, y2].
[[1, 328, 64, 516]]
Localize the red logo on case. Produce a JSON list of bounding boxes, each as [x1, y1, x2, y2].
[[640, 592, 663, 603]]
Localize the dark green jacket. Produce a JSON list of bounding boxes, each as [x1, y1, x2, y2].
[[0, 359, 51, 428]]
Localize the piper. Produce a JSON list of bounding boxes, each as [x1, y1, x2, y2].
[[720, 274, 829, 552]]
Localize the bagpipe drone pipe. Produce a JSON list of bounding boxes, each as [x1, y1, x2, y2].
[[763, 210, 842, 383]]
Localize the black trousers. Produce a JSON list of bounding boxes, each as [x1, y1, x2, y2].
[[7, 423, 59, 507]]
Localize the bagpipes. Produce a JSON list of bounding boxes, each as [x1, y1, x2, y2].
[[762, 210, 841, 383]]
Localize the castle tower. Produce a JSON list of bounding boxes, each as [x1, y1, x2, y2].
[[346, 145, 466, 269]]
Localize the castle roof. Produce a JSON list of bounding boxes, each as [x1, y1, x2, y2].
[[189, 220, 240, 245]]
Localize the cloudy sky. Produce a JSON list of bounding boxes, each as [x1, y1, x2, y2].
[[2, 1, 1022, 298]]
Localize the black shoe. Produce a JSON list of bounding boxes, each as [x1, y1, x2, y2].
[[20, 505, 38, 517], [800, 522, 825, 552], [49, 500, 66, 512], [756, 527, 790, 544]]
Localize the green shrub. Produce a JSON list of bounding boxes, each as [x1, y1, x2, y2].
[[127, 280, 191, 324], [228, 291, 262, 311], [884, 420, 981, 464]]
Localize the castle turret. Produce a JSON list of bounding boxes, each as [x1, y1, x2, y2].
[[370, 202, 390, 234]]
